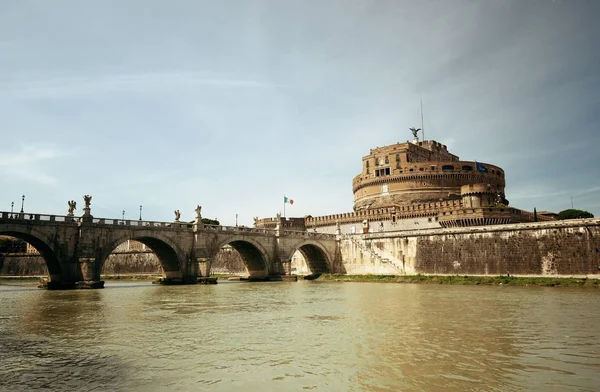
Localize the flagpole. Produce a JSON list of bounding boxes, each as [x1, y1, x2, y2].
[[421, 99, 425, 141]]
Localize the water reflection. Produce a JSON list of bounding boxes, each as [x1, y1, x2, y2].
[[0, 281, 599, 391]]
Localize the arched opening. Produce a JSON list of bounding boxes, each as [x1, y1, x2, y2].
[[290, 244, 330, 276], [210, 245, 247, 276], [210, 239, 268, 278], [0, 232, 60, 280], [99, 236, 182, 281], [226, 240, 268, 278]]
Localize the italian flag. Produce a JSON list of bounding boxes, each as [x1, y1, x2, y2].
[[284, 196, 294, 205]]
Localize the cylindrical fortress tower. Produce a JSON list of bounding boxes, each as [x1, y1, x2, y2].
[[461, 183, 501, 208], [352, 139, 507, 210]]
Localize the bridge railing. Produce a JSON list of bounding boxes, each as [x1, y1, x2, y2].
[[1, 212, 336, 238], [203, 224, 275, 234], [0, 211, 195, 229], [0, 211, 79, 223], [91, 218, 194, 229], [282, 230, 337, 239]]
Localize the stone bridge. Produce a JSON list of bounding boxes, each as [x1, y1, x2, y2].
[[0, 209, 340, 289]]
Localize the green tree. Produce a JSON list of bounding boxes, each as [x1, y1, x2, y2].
[[558, 209, 594, 220], [201, 218, 220, 225]]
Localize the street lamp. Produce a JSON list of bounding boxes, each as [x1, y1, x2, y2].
[[139, 205, 142, 221], [122, 210, 125, 220], [10, 201, 14, 218], [20, 195, 25, 213]]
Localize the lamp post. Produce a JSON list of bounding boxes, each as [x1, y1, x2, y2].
[[20, 195, 25, 213], [236, 213, 238, 227], [10, 201, 14, 218], [139, 205, 142, 221]]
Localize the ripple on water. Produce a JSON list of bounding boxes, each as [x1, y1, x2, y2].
[[0, 282, 599, 391]]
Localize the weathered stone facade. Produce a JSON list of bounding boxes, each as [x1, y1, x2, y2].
[[339, 218, 600, 277], [256, 134, 552, 234], [352, 139, 506, 210], [4, 219, 599, 278]]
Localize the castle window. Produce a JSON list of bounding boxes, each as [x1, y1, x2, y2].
[[431, 165, 436, 170], [419, 168, 424, 171], [366, 168, 370, 174], [366, 161, 370, 167], [385, 168, 391, 175], [442, 165, 454, 171], [395, 154, 399, 161], [461, 165, 472, 171], [385, 157, 389, 164], [409, 168, 414, 172]]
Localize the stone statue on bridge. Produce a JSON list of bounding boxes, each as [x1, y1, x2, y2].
[[174, 210, 181, 222], [81, 195, 93, 219], [195, 205, 202, 221], [67, 200, 77, 216], [253, 217, 259, 226]]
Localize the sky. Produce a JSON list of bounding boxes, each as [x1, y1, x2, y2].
[[1, 0, 599, 225]]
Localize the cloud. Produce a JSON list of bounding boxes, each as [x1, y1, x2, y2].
[[1, 72, 286, 99], [0, 145, 71, 186]]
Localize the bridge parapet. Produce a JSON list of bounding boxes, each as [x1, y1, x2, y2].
[[281, 230, 337, 239], [90, 217, 193, 230], [1, 211, 77, 223], [204, 224, 275, 235]]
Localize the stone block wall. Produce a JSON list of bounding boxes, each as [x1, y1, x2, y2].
[[344, 219, 600, 277], [413, 226, 599, 276], [0, 248, 248, 276]]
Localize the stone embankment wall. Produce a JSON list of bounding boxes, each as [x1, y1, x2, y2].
[[341, 219, 600, 277], [0, 254, 48, 276], [0, 249, 247, 276]]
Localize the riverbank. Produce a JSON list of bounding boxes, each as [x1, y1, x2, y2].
[[0, 274, 162, 281], [314, 274, 600, 287], [2, 274, 599, 287]]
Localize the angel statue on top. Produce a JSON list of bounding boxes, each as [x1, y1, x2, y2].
[[67, 200, 76, 216], [409, 127, 421, 138]]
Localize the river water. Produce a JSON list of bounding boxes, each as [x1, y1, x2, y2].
[[0, 281, 599, 392]]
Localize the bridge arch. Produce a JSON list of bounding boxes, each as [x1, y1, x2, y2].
[[288, 241, 332, 274], [100, 233, 186, 279], [0, 225, 61, 278], [214, 236, 270, 277]]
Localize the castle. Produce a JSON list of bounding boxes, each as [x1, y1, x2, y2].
[[256, 129, 553, 233]]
